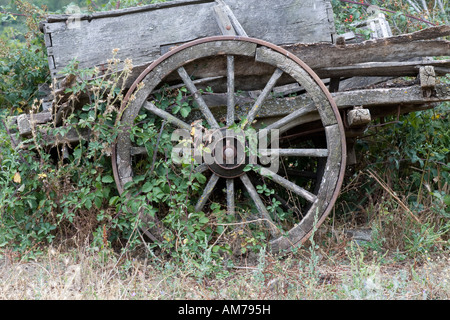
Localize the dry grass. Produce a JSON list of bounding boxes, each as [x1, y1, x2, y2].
[[1, 234, 450, 300]]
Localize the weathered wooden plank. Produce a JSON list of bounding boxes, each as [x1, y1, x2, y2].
[[338, 76, 394, 92], [332, 83, 450, 108], [184, 82, 449, 131], [42, 0, 334, 81], [46, 0, 215, 22], [37, 126, 90, 146], [17, 112, 53, 136], [260, 148, 328, 158], [264, 102, 316, 131], [151, 55, 277, 92], [126, 44, 449, 89], [193, 92, 316, 125], [315, 59, 450, 78], [18, 87, 445, 148], [285, 25, 450, 70], [47, 37, 449, 96]]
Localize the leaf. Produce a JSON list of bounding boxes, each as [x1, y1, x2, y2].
[[180, 106, 191, 118], [102, 175, 114, 184], [195, 172, 207, 184], [444, 195, 450, 206], [199, 216, 209, 224], [84, 199, 92, 210], [133, 175, 146, 183], [153, 187, 163, 200], [142, 182, 153, 193], [172, 105, 181, 114], [94, 197, 103, 209], [13, 172, 21, 183], [109, 196, 119, 206]]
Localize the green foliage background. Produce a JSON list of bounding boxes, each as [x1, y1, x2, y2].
[[0, 0, 448, 267]]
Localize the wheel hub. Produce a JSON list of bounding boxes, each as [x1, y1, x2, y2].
[[206, 129, 247, 178]]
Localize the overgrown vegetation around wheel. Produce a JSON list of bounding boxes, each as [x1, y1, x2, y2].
[[0, 0, 449, 275]]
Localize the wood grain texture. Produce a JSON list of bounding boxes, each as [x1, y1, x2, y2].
[[333, 83, 450, 107], [17, 112, 53, 136], [183, 82, 450, 131], [284, 25, 450, 70], [42, 0, 335, 81], [315, 59, 450, 78]]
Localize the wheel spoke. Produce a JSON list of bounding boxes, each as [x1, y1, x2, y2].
[[143, 101, 191, 130], [240, 173, 280, 236], [194, 173, 220, 212], [260, 148, 328, 158], [227, 55, 235, 126], [226, 179, 235, 215], [177, 66, 219, 129], [257, 165, 317, 203], [265, 103, 316, 131], [245, 68, 284, 127], [194, 163, 209, 174], [131, 147, 146, 156]]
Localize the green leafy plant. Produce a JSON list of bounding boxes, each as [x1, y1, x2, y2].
[[0, 2, 49, 113]]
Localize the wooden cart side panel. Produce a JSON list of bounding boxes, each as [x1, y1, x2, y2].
[[42, 0, 335, 81]]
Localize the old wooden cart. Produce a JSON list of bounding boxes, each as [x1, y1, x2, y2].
[[11, 0, 450, 252]]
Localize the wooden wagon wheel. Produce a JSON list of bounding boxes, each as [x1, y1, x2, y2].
[[112, 36, 346, 253]]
